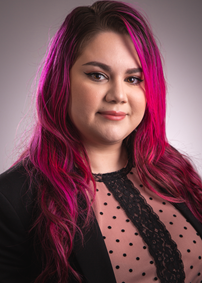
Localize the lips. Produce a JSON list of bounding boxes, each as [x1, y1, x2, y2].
[[98, 111, 126, 121]]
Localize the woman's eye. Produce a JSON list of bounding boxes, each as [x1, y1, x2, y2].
[[126, 76, 143, 85], [85, 72, 107, 81]]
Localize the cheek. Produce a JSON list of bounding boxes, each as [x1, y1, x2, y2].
[[140, 97, 147, 114], [69, 83, 99, 121], [130, 90, 146, 116]]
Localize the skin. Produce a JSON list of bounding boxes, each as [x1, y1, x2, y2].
[[69, 31, 146, 173]]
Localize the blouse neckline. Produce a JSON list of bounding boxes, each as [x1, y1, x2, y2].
[[92, 159, 133, 182]]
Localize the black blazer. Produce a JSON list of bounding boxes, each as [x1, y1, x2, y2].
[[0, 163, 202, 283]]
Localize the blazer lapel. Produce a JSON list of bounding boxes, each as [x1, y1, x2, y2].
[[173, 202, 202, 239], [160, 186, 202, 238], [73, 217, 116, 283]]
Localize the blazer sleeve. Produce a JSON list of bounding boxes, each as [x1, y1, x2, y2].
[[0, 164, 89, 283], [0, 164, 41, 283]]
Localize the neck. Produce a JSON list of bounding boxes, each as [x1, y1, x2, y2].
[[83, 142, 128, 174]]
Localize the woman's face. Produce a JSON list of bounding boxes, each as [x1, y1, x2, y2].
[[69, 31, 146, 148]]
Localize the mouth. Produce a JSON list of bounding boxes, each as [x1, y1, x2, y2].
[[98, 111, 126, 121]]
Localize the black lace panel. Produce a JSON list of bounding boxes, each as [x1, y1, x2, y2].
[[93, 168, 185, 283]]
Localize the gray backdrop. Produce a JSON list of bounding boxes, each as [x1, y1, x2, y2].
[[0, 0, 202, 176]]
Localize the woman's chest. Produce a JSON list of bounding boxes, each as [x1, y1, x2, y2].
[[92, 169, 202, 283]]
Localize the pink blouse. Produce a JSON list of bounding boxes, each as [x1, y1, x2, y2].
[[92, 165, 202, 283]]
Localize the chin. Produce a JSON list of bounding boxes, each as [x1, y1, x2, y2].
[[100, 134, 130, 145]]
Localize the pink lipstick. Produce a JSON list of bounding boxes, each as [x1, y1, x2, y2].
[[98, 111, 126, 121]]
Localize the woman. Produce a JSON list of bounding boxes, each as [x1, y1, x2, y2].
[[0, 1, 202, 282]]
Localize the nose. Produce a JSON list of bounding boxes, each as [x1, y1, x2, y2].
[[105, 79, 127, 104]]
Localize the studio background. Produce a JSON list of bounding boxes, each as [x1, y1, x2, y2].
[[0, 0, 201, 176]]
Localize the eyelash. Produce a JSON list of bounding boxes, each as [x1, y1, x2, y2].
[[84, 72, 143, 85], [84, 72, 107, 81]]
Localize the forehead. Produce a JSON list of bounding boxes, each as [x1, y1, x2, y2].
[[74, 31, 141, 69]]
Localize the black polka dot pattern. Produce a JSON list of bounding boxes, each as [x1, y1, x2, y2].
[[93, 168, 202, 282]]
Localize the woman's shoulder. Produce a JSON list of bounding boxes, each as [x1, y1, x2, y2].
[[0, 162, 42, 282], [0, 161, 30, 190], [0, 161, 36, 229]]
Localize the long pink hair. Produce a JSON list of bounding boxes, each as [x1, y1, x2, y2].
[[19, 1, 202, 282]]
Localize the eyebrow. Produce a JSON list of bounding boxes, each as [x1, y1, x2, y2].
[[82, 61, 142, 74]]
